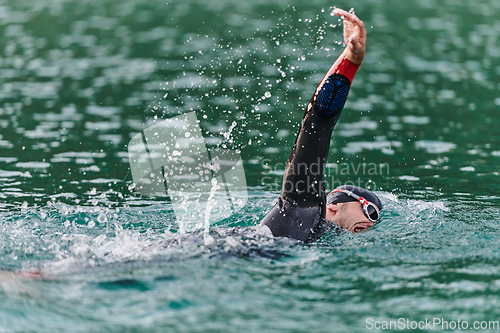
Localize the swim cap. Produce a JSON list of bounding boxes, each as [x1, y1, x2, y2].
[[326, 185, 382, 211]]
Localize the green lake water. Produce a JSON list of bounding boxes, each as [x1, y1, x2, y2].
[[1, 0, 500, 331]]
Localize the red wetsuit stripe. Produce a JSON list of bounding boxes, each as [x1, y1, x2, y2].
[[322, 55, 360, 85], [333, 56, 360, 83]]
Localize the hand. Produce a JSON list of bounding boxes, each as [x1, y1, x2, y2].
[[333, 8, 366, 65]]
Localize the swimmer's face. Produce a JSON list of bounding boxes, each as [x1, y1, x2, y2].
[[325, 201, 375, 233]]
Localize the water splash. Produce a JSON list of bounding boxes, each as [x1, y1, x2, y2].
[[203, 178, 219, 245]]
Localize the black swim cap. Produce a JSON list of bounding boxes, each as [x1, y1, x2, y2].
[[326, 185, 382, 211]]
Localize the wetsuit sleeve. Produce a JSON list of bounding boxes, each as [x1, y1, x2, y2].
[[259, 54, 360, 241]]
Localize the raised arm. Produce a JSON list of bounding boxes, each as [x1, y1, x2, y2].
[[259, 9, 366, 241]]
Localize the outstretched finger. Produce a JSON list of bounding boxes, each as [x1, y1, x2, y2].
[[333, 8, 365, 33]]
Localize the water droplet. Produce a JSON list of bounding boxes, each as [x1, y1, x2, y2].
[[264, 91, 271, 98], [97, 212, 107, 223]]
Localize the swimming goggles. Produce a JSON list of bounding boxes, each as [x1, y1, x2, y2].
[[330, 189, 380, 223]]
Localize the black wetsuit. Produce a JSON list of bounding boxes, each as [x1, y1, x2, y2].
[[260, 55, 360, 241]]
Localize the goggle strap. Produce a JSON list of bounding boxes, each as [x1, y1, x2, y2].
[[329, 189, 380, 222]]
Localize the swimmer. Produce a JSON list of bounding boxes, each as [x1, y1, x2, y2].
[[260, 8, 382, 241]]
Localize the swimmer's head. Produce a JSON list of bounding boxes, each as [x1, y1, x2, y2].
[[325, 185, 382, 233]]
